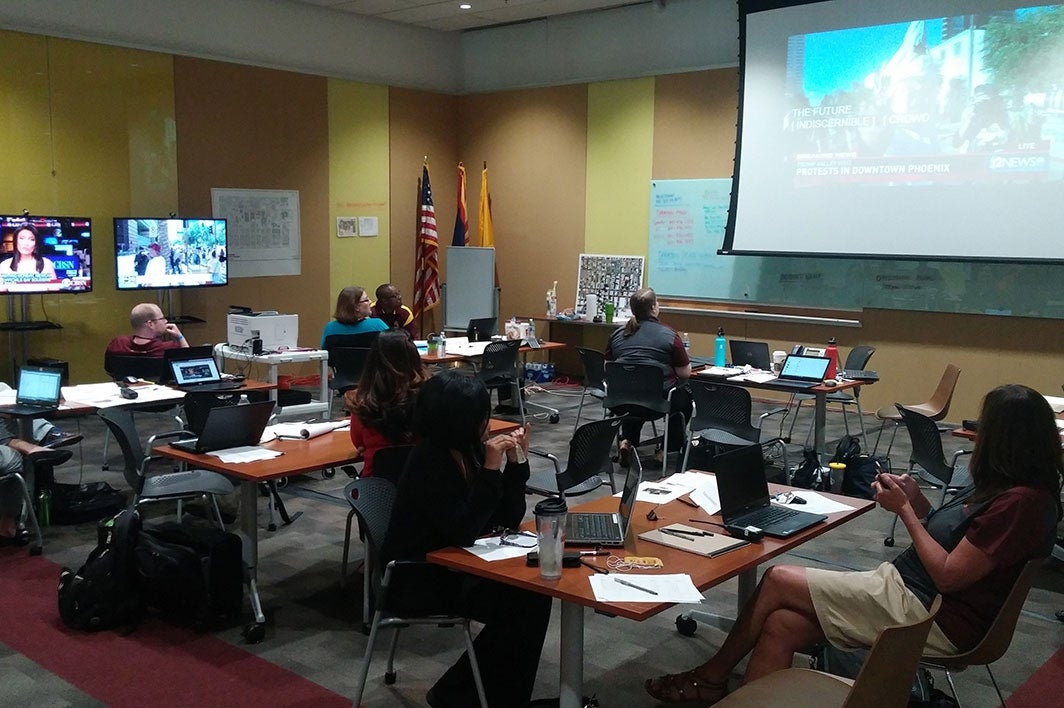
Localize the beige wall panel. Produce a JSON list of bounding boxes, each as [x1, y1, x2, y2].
[[653, 70, 739, 179], [173, 57, 330, 351]]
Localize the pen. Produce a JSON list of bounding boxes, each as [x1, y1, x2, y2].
[[665, 527, 713, 537], [660, 528, 695, 541], [613, 577, 658, 596], [676, 496, 699, 508], [579, 549, 608, 556], [580, 558, 608, 574]]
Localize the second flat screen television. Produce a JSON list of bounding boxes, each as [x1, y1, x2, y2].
[[114, 218, 227, 290]]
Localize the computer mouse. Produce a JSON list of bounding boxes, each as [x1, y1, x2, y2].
[[823, 379, 838, 387], [119, 387, 139, 400]]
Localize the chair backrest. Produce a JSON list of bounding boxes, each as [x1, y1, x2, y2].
[[182, 390, 269, 435], [926, 557, 1044, 667], [344, 477, 398, 560], [844, 345, 876, 370], [603, 362, 670, 417], [478, 340, 520, 382], [104, 352, 167, 381], [324, 332, 381, 365], [576, 347, 606, 392], [895, 404, 954, 486], [371, 445, 414, 486], [327, 347, 373, 391], [97, 407, 147, 494], [844, 596, 941, 708], [687, 380, 758, 441], [557, 417, 622, 493], [924, 363, 961, 421]]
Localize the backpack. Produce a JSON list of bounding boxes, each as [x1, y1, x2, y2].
[[136, 522, 243, 629], [841, 454, 891, 499], [791, 447, 829, 491], [831, 435, 863, 472], [57, 509, 144, 632]]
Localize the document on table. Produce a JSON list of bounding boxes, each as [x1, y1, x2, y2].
[[462, 536, 534, 562], [263, 420, 349, 442], [726, 371, 776, 384], [770, 490, 855, 515], [589, 573, 704, 603], [619, 472, 715, 504], [690, 477, 721, 516], [696, 366, 744, 378], [62, 382, 186, 408], [1044, 395, 1064, 414], [209, 446, 284, 463]]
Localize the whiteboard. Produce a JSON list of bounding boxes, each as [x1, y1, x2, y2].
[[444, 246, 496, 331], [211, 188, 301, 278]]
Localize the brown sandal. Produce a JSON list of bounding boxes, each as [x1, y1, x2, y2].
[[644, 670, 727, 705]]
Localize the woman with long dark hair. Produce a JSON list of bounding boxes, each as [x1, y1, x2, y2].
[[645, 383, 1062, 704], [382, 370, 550, 708], [0, 224, 56, 278], [345, 330, 427, 477]]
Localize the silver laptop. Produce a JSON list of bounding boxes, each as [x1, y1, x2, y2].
[[169, 357, 242, 392], [169, 399, 276, 454], [772, 354, 831, 390], [565, 453, 643, 547], [715, 444, 826, 538], [5, 366, 63, 415]]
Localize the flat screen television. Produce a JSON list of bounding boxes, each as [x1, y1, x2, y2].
[[0, 215, 92, 293], [114, 218, 228, 290]]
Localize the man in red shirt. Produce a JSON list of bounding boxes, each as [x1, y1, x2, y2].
[[370, 283, 416, 338], [106, 302, 189, 356]]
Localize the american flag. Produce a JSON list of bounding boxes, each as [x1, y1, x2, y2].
[[413, 165, 440, 316], [451, 162, 468, 246]]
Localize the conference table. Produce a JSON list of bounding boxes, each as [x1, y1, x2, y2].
[[418, 336, 567, 365], [153, 417, 522, 639], [427, 480, 875, 708]]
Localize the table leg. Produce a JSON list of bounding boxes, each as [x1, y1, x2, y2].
[[559, 601, 585, 708], [737, 567, 757, 609], [812, 391, 827, 453], [240, 480, 266, 625]]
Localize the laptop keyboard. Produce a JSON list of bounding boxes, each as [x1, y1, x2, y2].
[[572, 513, 617, 540], [742, 505, 798, 528]]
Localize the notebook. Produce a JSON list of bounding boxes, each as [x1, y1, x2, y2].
[[715, 444, 826, 538], [565, 453, 644, 547], [4, 366, 63, 415], [169, 356, 242, 392], [729, 340, 771, 370], [169, 399, 276, 454], [771, 354, 831, 390], [158, 345, 216, 384]]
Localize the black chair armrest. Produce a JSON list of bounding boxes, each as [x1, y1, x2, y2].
[[527, 448, 561, 476], [758, 406, 788, 425]]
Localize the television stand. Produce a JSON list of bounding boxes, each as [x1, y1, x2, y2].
[[157, 290, 205, 327], [3, 295, 62, 381], [167, 315, 205, 325]]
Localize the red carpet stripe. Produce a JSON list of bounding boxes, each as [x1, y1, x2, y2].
[[0, 550, 350, 707], [1007, 641, 1064, 708]]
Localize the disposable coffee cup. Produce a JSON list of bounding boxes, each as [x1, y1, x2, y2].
[[584, 294, 598, 319], [772, 350, 787, 373], [533, 497, 568, 580]]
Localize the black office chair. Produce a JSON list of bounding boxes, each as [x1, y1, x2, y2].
[[347, 476, 489, 708], [573, 347, 607, 433], [101, 351, 183, 470], [603, 362, 687, 474], [477, 340, 525, 425], [681, 380, 788, 475], [788, 345, 876, 448], [466, 316, 498, 342], [526, 416, 623, 497], [884, 404, 972, 547], [323, 332, 381, 415]]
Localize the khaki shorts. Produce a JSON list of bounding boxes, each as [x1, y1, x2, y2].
[[806, 562, 959, 655]]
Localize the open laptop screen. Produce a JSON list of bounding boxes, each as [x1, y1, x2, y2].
[[779, 354, 830, 381], [17, 367, 62, 404], [170, 357, 221, 386], [715, 444, 771, 519]]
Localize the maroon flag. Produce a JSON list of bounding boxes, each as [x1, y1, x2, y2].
[[412, 165, 440, 316]]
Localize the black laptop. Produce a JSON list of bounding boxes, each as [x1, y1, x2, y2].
[[565, 453, 643, 547], [158, 345, 216, 384], [4, 366, 63, 415], [169, 356, 242, 392], [169, 399, 276, 454], [771, 354, 831, 390], [715, 444, 826, 538], [729, 340, 772, 370]]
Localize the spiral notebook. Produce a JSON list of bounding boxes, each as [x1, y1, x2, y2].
[[638, 523, 750, 558]]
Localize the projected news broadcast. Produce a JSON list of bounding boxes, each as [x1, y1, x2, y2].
[[0, 216, 92, 293]]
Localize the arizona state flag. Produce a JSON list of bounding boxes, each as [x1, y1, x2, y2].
[[478, 163, 494, 248]]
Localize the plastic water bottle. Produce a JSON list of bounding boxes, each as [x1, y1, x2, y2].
[[825, 337, 839, 380], [438, 330, 447, 354], [528, 320, 536, 341], [714, 327, 727, 367], [682, 332, 691, 351], [238, 394, 250, 406], [36, 487, 51, 527]]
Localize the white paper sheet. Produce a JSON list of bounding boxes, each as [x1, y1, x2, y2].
[[770, 490, 855, 515], [62, 383, 185, 408], [696, 366, 744, 378], [727, 371, 777, 383], [1044, 395, 1064, 414], [690, 478, 721, 516], [209, 446, 284, 463], [589, 573, 704, 603], [461, 536, 536, 562]]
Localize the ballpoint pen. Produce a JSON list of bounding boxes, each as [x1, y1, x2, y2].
[[660, 528, 695, 542], [664, 527, 713, 537], [580, 558, 608, 574], [613, 577, 658, 596], [676, 496, 699, 508]]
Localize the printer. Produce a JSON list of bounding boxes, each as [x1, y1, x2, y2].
[[227, 312, 299, 352]]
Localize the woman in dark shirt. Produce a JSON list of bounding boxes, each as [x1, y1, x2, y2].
[[382, 370, 550, 708], [645, 383, 1062, 704]]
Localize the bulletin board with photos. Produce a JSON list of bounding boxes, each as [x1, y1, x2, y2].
[[576, 254, 645, 319]]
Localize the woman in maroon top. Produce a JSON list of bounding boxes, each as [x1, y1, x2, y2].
[[345, 330, 428, 477], [646, 383, 1062, 704]]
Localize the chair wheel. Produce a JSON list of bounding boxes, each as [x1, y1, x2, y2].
[[384, 671, 396, 685], [242, 622, 266, 643], [322, 467, 336, 479], [275, 477, 289, 489], [884, 537, 895, 547], [549, 413, 560, 424], [676, 614, 698, 636], [268, 523, 278, 532], [360, 624, 370, 635]]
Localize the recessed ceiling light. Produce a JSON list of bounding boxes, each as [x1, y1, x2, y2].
[[459, 3, 472, 9]]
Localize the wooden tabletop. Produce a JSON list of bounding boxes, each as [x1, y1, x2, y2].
[[421, 340, 567, 364], [427, 481, 875, 622]]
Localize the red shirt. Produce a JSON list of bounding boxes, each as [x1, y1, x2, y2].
[[349, 415, 405, 478], [105, 335, 180, 357]]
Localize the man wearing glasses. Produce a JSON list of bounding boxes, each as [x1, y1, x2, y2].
[[370, 283, 416, 337], [106, 302, 189, 357]]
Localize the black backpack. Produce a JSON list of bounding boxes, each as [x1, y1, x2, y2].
[[58, 509, 145, 632], [791, 447, 829, 491], [831, 435, 863, 472]]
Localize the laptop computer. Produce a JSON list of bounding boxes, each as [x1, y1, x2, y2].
[[158, 345, 216, 384], [4, 366, 63, 415], [771, 354, 831, 390], [466, 317, 498, 342], [169, 399, 276, 454], [715, 444, 826, 538], [169, 356, 242, 392], [838, 368, 880, 382], [565, 453, 644, 547], [729, 340, 772, 370]]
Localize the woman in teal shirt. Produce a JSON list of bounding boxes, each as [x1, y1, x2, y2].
[[320, 285, 388, 347]]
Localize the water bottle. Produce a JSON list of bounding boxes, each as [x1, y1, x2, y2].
[[439, 330, 447, 354], [714, 327, 727, 367], [825, 337, 839, 380], [528, 320, 536, 341], [682, 332, 691, 351], [36, 487, 51, 527], [238, 394, 250, 405]]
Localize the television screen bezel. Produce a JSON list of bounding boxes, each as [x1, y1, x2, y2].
[[113, 216, 229, 291], [0, 214, 93, 295]]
